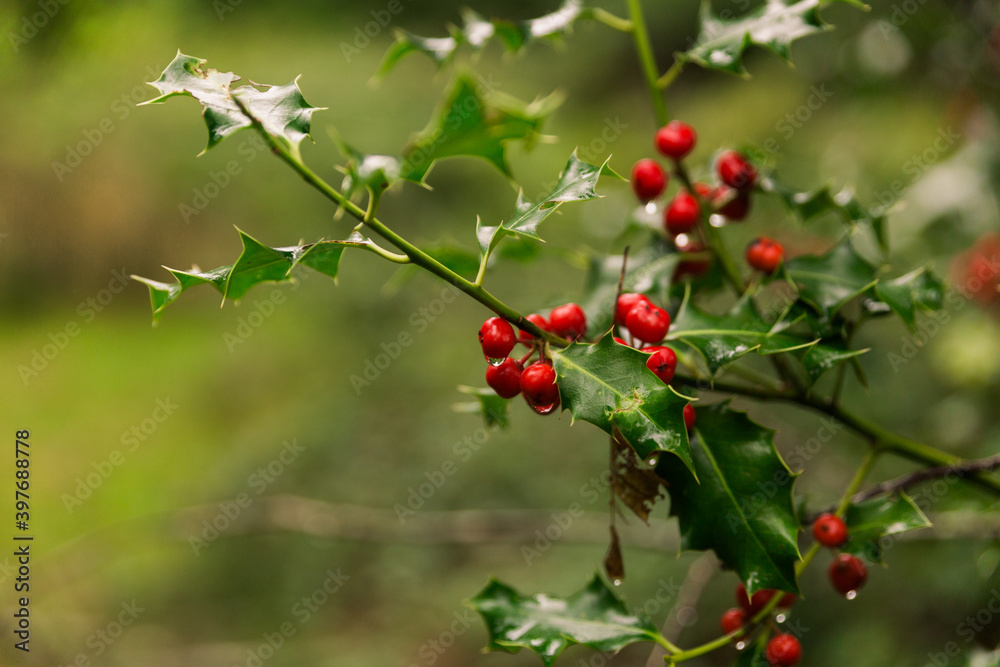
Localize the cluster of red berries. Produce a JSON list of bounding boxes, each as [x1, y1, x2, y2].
[[812, 513, 868, 597], [719, 583, 800, 665], [630, 121, 786, 277], [478, 304, 588, 415], [613, 291, 695, 429]]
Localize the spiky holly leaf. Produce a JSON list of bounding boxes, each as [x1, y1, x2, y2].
[[679, 0, 866, 77], [468, 575, 662, 665], [763, 179, 888, 253], [799, 337, 868, 384], [132, 229, 378, 320], [667, 295, 819, 376], [399, 75, 559, 184], [782, 238, 879, 323], [376, 0, 590, 78], [455, 386, 511, 429], [656, 402, 801, 595], [552, 334, 695, 475], [477, 152, 617, 259], [332, 134, 403, 200], [872, 267, 946, 332], [141, 52, 324, 159], [841, 493, 931, 563]]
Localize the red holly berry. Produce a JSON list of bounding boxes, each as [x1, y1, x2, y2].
[[829, 554, 867, 595], [518, 313, 551, 344], [736, 583, 776, 615], [646, 347, 677, 384], [812, 513, 849, 548], [716, 150, 757, 190], [765, 634, 802, 666], [478, 317, 517, 359], [655, 121, 697, 160], [777, 593, 797, 608], [714, 186, 752, 221], [746, 237, 785, 274], [665, 191, 701, 234], [951, 233, 1000, 305], [674, 237, 711, 280], [615, 293, 650, 327], [549, 303, 587, 341], [719, 608, 746, 634], [684, 403, 696, 431], [485, 359, 523, 399], [631, 159, 666, 202], [693, 182, 714, 199], [625, 301, 670, 344], [520, 363, 560, 407]]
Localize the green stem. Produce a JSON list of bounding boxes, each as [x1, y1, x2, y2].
[[232, 97, 566, 347], [836, 448, 878, 516], [626, 0, 669, 125], [656, 60, 685, 90], [590, 7, 634, 32]]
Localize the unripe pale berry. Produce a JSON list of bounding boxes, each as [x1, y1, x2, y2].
[[746, 237, 784, 274], [720, 608, 746, 634], [765, 634, 802, 666], [479, 317, 517, 359], [631, 159, 666, 201], [829, 553, 867, 595], [646, 347, 677, 384], [520, 363, 559, 407], [486, 359, 523, 399], [812, 513, 849, 548], [665, 191, 701, 234], [615, 293, 650, 327], [625, 301, 670, 344], [549, 303, 587, 341], [716, 150, 757, 190]]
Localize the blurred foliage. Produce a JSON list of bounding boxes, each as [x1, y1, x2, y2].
[[1, 0, 1000, 665]]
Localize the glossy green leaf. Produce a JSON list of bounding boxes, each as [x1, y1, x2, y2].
[[333, 134, 403, 200], [667, 296, 819, 376], [873, 267, 946, 332], [142, 52, 324, 159], [376, 0, 589, 78], [468, 575, 662, 665], [551, 335, 695, 475], [764, 179, 888, 253], [132, 229, 376, 320], [842, 493, 931, 563], [399, 75, 559, 184], [782, 238, 879, 322], [477, 152, 615, 258], [679, 0, 866, 77], [656, 402, 801, 595], [799, 337, 867, 384], [455, 386, 511, 429]]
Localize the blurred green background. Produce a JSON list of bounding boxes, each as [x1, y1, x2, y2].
[[1, 0, 1000, 665]]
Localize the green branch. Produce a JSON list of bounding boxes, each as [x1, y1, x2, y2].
[[627, 0, 669, 125]]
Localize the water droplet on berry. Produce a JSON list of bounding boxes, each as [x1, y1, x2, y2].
[[709, 214, 726, 228], [846, 590, 858, 600], [647, 457, 658, 467], [775, 613, 787, 623], [531, 402, 558, 415], [674, 233, 690, 247], [487, 356, 506, 367], [612, 578, 622, 587], [644, 201, 658, 214], [735, 641, 748, 650]]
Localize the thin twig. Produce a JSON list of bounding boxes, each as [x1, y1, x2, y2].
[[644, 553, 720, 667]]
